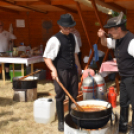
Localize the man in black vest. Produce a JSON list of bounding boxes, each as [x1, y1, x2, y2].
[[97, 12, 134, 134], [43, 14, 81, 132]]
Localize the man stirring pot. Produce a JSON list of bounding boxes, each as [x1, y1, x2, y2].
[[43, 14, 81, 132], [97, 12, 134, 134]]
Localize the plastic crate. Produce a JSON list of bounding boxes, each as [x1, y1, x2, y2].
[[9, 64, 21, 70], [9, 70, 26, 82]]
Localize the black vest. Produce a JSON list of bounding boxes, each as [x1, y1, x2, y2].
[[114, 31, 134, 76], [53, 32, 76, 69]]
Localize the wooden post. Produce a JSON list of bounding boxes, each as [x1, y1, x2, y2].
[[2, 63, 5, 84], [90, 0, 120, 95], [75, 1, 95, 91], [75, 2, 94, 51], [12, 63, 15, 77], [90, 0, 104, 28], [21, 64, 24, 76], [78, 50, 94, 90]]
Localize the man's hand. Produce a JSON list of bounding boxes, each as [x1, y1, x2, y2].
[[51, 69, 58, 80], [97, 28, 106, 38], [97, 28, 107, 47]]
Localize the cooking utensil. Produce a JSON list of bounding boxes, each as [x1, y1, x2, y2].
[[56, 77, 84, 112], [104, 32, 113, 38], [18, 70, 41, 81], [106, 102, 111, 108], [13, 70, 40, 89], [13, 76, 38, 90], [70, 100, 112, 129]]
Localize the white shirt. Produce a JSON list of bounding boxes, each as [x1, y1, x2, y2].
[[107, 38, 134, 57], [43, 34, 80, 60], [0, 30, 16, 52]]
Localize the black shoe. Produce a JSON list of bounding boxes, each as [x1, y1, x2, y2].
[[56, 101, 64, 132], [119, 124, 128, 133], [119, 107, 129, 133], [129, 110, 134, 134], [129, 127, 134, 134]]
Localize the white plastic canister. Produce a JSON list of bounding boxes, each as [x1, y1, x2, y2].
[[33, 98, 56, 124]]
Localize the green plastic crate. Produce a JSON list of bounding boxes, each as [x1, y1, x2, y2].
[[9, 64, 21, 70], [9, 70, 26, 82]]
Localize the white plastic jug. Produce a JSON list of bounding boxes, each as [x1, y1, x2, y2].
[[33, 98, 56, 124]]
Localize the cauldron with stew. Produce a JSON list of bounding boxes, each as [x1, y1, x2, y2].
[[70, 100, 112, 129]]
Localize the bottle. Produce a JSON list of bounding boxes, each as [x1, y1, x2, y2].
[[20, 42, 24, 46], [19, 42, 26, 52], [8, 40, 14, 51], [107, 87, 117, 108], [40, 44, 43, 56], [26, 50, 31, 57], [13, 47, 18, 57]]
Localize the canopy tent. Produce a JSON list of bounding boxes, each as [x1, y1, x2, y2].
[[0, 0, 133, 110], [0, 0, 125, 14]]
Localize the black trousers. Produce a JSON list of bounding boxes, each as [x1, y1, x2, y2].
[[54, 67, 78, 102], [5, 63, 10, 68], [120, 76, 134, 109]]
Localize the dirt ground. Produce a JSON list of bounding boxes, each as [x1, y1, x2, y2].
[[0, 80, 132, 134]]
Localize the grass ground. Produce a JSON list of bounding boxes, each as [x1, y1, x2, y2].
[[0, 80, 132, 134]]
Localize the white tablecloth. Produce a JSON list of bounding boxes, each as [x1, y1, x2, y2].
[[0, 56, 44, 66]]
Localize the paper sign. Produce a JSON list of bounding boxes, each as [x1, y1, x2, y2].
[[16, 19, 25, 28]]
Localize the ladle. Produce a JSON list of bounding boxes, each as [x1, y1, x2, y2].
[[56, 77, 84, 112], [106, 102, 111, 108], [104, 32, 113, 38], [18, 70, 41, 81]]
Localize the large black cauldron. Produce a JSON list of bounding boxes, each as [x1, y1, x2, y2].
[[12, 76, 38, 89], [70, 100, 112, 129]]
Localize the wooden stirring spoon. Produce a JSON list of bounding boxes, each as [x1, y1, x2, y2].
[[18, 70, 41, 81], [56, 77, 84, 112]]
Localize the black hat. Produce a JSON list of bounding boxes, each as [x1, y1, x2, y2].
[[104, 12, 127, 28], [57, 14, 76, 27]]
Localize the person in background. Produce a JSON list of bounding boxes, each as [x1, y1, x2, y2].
[[70, 26, 82, 64], [0, 21, 16, 80], [97, 12, 134, 134], [43, 14, 82, 132]]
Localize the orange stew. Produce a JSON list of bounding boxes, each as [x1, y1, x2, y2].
[[74, 105, 106, 112]]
